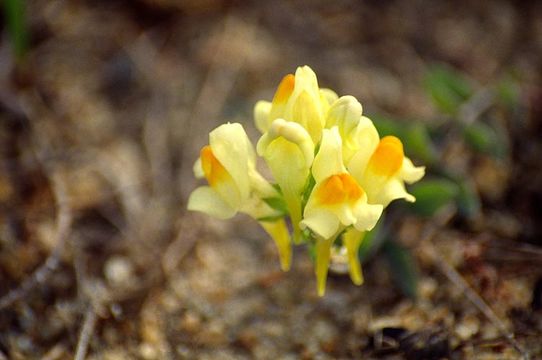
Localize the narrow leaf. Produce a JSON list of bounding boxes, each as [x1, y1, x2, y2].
[[3, 0, 28, 59], [424, 65, 473, 114], [263, 196, 288, 215], [383, 240, 419, 299], [409, 178, 460, 216], [456, 179, 481, 218]]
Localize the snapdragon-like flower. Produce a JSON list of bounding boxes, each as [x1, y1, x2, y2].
[[254, 65, 337, 143], [347, 128, 425, 208], [301, 127, 382, 295], [188, 65, 425, 296], [257, 119, 314, 243], [188, 123, 292, 270]]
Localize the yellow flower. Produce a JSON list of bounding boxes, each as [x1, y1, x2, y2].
[[325, 95, 379, 164], [257, 119, 314, 243], [189, 66, 427, 295], [348, 131, 425, 207], [254, 66, 337, 143], [188, 123, 292, 270], [300, 127, 383, 295]]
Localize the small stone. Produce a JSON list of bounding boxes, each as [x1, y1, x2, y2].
[[179, 311, 201, 333], [139, 343, 158, 360], [104, 256, 135, 287], [455, 315, 480, 340]]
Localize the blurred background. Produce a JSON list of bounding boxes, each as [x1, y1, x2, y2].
[[1, 0, 541, 359]]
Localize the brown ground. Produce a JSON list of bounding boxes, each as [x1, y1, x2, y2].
[[1, 1, 542, 359]]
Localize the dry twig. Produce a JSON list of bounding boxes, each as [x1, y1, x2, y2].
[[0, 171, 72, 310], [422, 206, 530, 360], [73, 306, 98, 360]]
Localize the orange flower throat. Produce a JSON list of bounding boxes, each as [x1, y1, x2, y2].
[[200, 145, 227, 186], [369, 136, 404, 177], [317, 173, 364, 205]]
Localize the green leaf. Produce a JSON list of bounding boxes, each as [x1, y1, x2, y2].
[[256, 215, 286, 222], [463, 122, 505, 158], [383, 240, 419, 299], [456, 179, 481, 218], [495, 75, 520, 108], [424, 65, 474, 114], [3, 0, 28, 59], [262, 196, 288, 215], [403, 123, 438, 164], [408, 178, 460, 216], [370, 114, 406, 138]]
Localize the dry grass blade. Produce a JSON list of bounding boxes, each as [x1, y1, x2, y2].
[[74, 306, 98, 360], [422, 207, 530, 360]]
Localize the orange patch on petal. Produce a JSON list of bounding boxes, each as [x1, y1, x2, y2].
[[317, 173, 364, 205], [200, 145, 227, 186], [272, 74, 295, 104], [369, 136, 404, 177]]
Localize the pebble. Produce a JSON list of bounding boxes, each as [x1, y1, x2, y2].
[[455, 315, 480, 340], [104, 256, 135, 287]]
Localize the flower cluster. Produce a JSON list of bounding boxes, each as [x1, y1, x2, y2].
[[188, 66, 424, 295]]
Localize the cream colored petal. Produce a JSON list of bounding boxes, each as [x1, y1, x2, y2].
[[342, 228, 365, 285], [325, 96, 362, 133], [347, 116, 380, 179], [260, 137, 307, 242], [400, 157, 425, 184], [372, 177, 415, 207], [292, 90, 324, 143], [210, 123, 251, 202], [257, 120, 314, 243], [240, 195, 279, 219], [315, 237, 334, 296], [193, 157, 204, 178], [312, 127, 345, 182], [294, 65, 320, 99], [301, 207, 340, 239], [254, 100, 272, 133], [353, 201, 383, 231], [333, 204, 358, 227], [259, 219, 292, 271], [320, 88, 339, 109], [187, 186, 237, 219], [257, 119, 315, 168], [248, 168, 278, 198]]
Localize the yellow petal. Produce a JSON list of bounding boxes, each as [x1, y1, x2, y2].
[[312, 127, 345, 182], [257, 119, 314, 167], [193, 157, 204, 178], [301, 207, 340, 239], [371, 177, 415, 207], [320, 88, 339, 110], [325, 96, 362, 135], [259, 219, 292, 271], [315, 238, 334, 296], [292, 90, 324, 143], [254, 100, 272, 133], [400, 157, 425, 184], [353, 201, 383, 231], [342, 228, 365, 285], [209, 123, 252, 202], [187, 186, 237, 219], [257, 119, 314, 242], [200, 145, 242, 209], [346, 116, 380, 177]]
